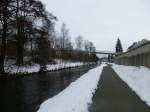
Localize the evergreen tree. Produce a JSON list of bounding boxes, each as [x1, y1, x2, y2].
[[115, 38, 123, 53]]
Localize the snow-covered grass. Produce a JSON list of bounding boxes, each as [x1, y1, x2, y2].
[[5, 64, 40, 74], [4, 59, 94, 74], [112, 64, 150, 106], [37, 63, 106, 112], [46, 62, 84, 71]]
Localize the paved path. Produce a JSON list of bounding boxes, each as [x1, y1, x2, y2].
[[89, 66, 150, 112]]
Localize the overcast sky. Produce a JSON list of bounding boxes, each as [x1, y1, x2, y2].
[[41, 0, 150, 51]]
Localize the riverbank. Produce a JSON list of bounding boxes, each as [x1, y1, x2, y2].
[[0, 65, 95, 112], [37, 63, 106, 112], [1, 61, 96, 76]]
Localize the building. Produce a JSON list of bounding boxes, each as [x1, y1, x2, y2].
[[115, 40, 150, 68], [127, 39, 149, 51]]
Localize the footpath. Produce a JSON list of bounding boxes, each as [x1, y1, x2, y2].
[[89, 66, 150, 112]]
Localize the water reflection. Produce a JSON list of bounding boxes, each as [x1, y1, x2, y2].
[[0, 66, 94, 112]]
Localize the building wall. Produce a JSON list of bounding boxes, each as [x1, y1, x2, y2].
[[115, 42, 150, 68]]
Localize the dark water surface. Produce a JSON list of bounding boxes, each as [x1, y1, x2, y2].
[[0, 66, 94, 112]]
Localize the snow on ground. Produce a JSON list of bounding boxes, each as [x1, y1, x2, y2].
[[5, 64, 40, 74], [112, 64, 150, 106], [37, 63, 106, 112], [46, 62, 84, 71], [4, 60, 93, 74]]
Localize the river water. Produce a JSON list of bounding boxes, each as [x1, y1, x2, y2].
[[0, 66, 94, 112]]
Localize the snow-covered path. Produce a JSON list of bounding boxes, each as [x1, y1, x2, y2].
[[90, 65, 149, 112], [112, 64, 150, 107], [37, 63, 150, 112], [37, 64, 106, 112]]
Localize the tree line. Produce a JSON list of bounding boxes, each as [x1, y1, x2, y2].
[[0, 0, 98, 74]]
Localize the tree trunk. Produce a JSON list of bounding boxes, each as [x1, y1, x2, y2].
[[0, 0, 8, 74], [16, 0, 24, 66], [16, 20, 24, 66]]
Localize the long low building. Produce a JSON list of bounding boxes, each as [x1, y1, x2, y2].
[[115, 41, 150, 68]]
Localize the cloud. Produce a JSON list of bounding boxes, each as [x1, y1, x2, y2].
[[41, 0, 150, 51]]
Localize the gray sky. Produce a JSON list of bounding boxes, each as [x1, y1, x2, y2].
[[41, 0, 150, 51]]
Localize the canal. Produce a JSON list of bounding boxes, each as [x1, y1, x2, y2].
[[0, 66, 94, 112]]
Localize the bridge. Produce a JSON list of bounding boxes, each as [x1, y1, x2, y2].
[[94, 51, 116, 55], [54, 49, 116, 59], [54, 49, 116, 54], [94, 51, 116, 60]]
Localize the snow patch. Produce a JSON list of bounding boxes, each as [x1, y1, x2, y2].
[[5, 61, 93, 74], [37, 64, 106, 112], [112, 64, 150, 106]]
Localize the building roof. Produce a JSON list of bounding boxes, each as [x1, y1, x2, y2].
[[116, 41, 150, 59], [128, 39, 149, 51]]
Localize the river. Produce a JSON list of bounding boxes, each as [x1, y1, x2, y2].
[[0, 66, 94, 112]]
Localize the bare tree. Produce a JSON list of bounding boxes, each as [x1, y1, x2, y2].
[[60, 23, 69, 49], [75, 35, 83, 51], [0, 0, 56, 73], [0, 0, 15, 73]]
